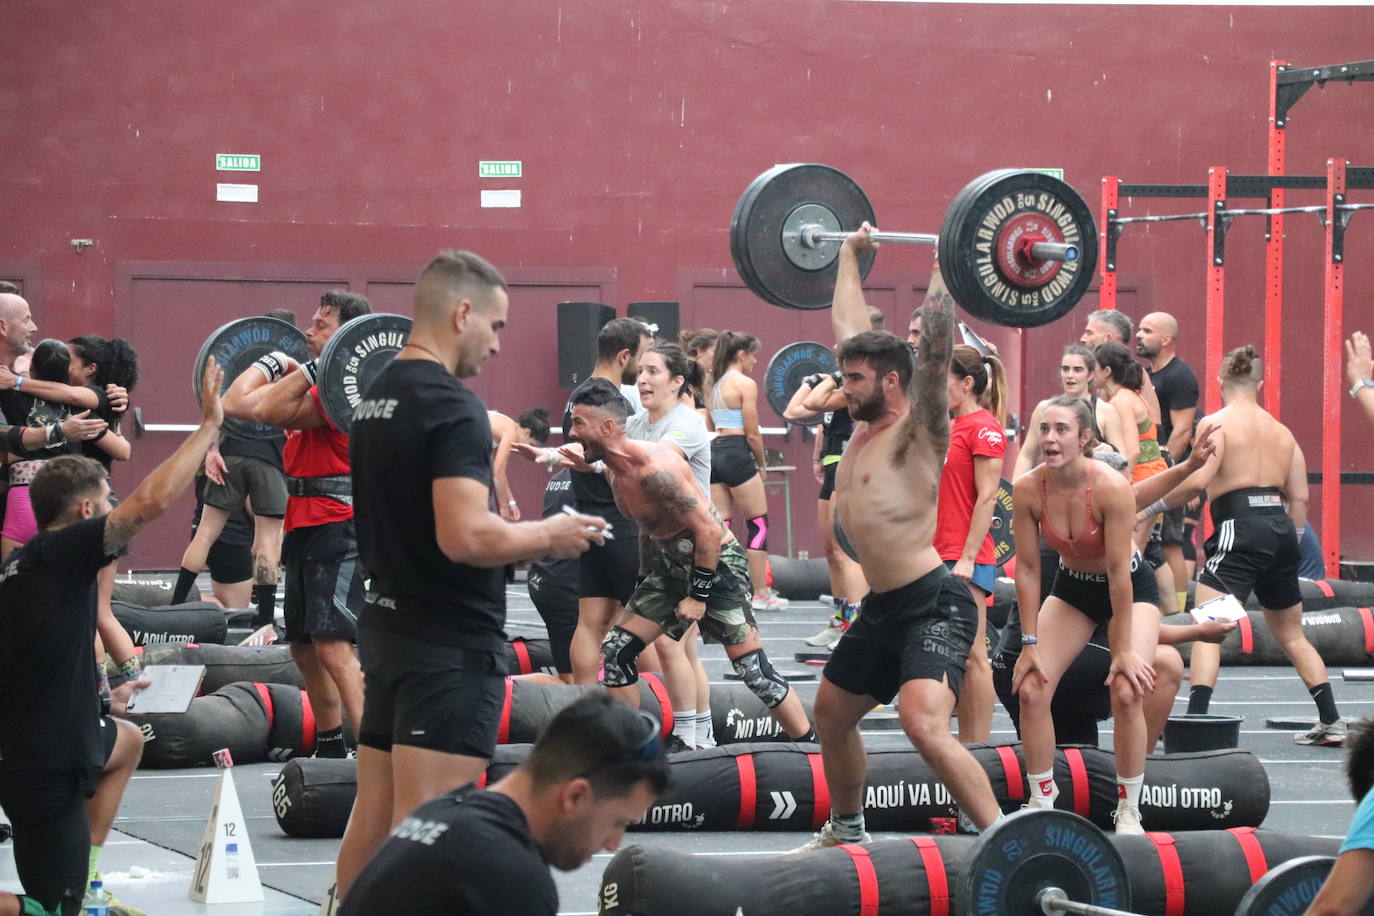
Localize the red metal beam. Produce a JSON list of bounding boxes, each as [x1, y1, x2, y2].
[[1099, 176, 1119, 310], [1322, 158, 1347, 577], [1264, 60, 1289, 418], [1204, 168, 1227, 418]]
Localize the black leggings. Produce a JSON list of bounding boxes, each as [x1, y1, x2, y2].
[[0, 769, 92, 914]]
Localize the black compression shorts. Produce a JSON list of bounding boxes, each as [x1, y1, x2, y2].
[[710, 435, 759, 488], [358, 628, 507, 756], [824, 565, 978, 705], [1199, 487, 1302, 610], [208, 539, 253, 584], [818, 459, 839, 501], [577, 533, 638, 603], [1047, 550, 1161, 623]]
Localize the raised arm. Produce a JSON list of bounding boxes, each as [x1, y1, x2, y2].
[[831, 226, 877, 345], [1148, 418, 1224, 514], [907, 261, 956, 450], [252, 369, 325, 430], [1133, 429, 1215, 511], [104, 360, 223, 555]]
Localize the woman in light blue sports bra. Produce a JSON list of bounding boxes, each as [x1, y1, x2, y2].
[[709, 331, 782, 610]]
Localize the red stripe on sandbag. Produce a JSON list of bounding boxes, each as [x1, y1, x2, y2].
[[996, 746, 1024, 800], [497, 678, 513, 745], [1238, 615, 1254, 654], [133, 646, 145, 656], [187, 643, 200, 648], [477, 770, 488, 788], [1359, 607, 1374, 655], [512, 639, 532, 675], [839, 845, 880, 916], [299, 690, 316, 755], [735, 754, 757, 827], [253, 682, 275, 730], [1063, 748, 1090, 818], [640, 673, 673, 738], [1146, 833, 1185, 916], [910, 838, 949, 916], [1315, 579, 1335, 598], [807, 753, 829, 828], [1226, 827, 1268, 883]]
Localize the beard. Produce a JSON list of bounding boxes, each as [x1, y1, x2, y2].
[[847, 386, 886, 423], [1136, 343, 1159, 359], [577, 436, 605, 463]]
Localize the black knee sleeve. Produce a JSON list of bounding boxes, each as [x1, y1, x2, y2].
[[601, 627, 646, 688], [732, 648, 789, 708]]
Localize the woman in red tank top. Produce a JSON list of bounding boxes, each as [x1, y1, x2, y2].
[[1009, 395, 1160, 834]]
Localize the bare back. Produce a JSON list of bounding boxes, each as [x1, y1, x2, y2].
[[1200, 399, 1297, 498]]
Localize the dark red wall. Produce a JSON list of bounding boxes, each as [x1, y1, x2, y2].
[[4, 1, 1373, 565]]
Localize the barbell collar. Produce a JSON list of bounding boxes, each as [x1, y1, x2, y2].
[[1037, 887, 1139, 916], [1028, 241, 1079, 262]]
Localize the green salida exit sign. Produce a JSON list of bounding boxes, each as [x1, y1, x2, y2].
[[216, 154, 261, 171], [479, 160, 522, 178]]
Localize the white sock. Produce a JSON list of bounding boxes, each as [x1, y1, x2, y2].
[[673, 710, 696, 746], [1117, 773, 1144, 809], [694, 711, 716, 747], [1028, 768, 1059, 803]]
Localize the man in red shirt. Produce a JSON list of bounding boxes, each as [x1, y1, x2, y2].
[[224, 291, 372, 758]]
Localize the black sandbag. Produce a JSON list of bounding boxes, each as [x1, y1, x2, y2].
[[1163, 605, 1374, 666], [122, 643, 305, 692], [112, 572, 200, 606], [597, 828, 1341, 916], [503, 637, 556, 676], [710, 683, 815, 744], [112, 600, 228, 646], [624, 742, 1265, 832], [992, 603, 1113, 744], [127, 680, 270, 768], [769, 555, 829, 601], [1185, 577, 1374, 613], [501, 676, 673, 744], [988, 576, 1015, 629], [272, 745, 529, 838], [264, 682, 316, 761]]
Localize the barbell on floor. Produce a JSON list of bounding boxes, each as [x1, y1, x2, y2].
[[730, 164, 1099, 328], [961, 809, 1340, 916]]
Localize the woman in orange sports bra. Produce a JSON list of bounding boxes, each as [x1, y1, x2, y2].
[[1092, 341, 1169, 483], [1010, 395, 1160, 835]]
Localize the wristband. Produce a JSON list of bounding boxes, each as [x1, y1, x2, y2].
[[250, 351, 292, 383], [801, 373, 822, 388], [117, 656, 143, 678], [1142, 498, 1168, 518], [12, 375, 22, 391], [46, 423, 67, 446], [689, 565, 716, 601], [1020, 634, 1038, 645], [300, 359, 318, 386], [506, 500, 518, 508]]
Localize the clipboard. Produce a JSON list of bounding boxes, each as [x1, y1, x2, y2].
[[124, 665, 206, 714], [1190, 593, 1247, 624]]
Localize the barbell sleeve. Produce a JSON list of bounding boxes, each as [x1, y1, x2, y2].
[[799, 225, 1077, 262], [1037, 887, 1139, 916]]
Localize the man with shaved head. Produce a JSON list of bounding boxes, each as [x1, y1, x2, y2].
[[1138, 312, 1199, 609], [333, 250, 608, 901]]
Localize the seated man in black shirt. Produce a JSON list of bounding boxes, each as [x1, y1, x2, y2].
[[0, 360, 225, 916], [341, 693, 668, 916]]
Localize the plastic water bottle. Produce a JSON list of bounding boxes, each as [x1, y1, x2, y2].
[[82, 879, 111, 916]]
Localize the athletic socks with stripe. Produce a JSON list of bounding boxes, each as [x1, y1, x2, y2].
[[315, 727, 348, 758], [693, 711, 715, 747]]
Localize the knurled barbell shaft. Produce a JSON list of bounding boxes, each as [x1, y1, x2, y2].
[[800, 226, 1079, 262], [1037, 887, 1139, 916]]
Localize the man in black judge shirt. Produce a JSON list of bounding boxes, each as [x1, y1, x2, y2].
[[336, 250, 608, 897], [0, 360, 226, 916]]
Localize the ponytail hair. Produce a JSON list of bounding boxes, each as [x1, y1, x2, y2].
[[1221, 344, 1262, 388], [31, 339, 71, 384], [950, 343, 1008, 427], [1093, 341, 1143, 391], [712, 330, 759, 383]]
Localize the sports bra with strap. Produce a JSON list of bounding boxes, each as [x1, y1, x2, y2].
[[1040, 462, 1107, 561]]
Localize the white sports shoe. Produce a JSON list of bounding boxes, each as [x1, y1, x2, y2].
[[1295, 718, 1347, 747], [1112, 803, 1145, 836], [788, 820, 871, 853], [751, 589, 790, 612]]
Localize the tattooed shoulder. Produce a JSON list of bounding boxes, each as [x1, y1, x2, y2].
[[641, 469, 698, 516]]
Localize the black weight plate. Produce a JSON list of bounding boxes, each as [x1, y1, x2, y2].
[[939, 170, 1098, 329], [193, 317, 308, 441], [731, 164, 876, 310], [992, 476, 1014, 569], [958, 808, 1130, 916], [1234, 856, 1340, 916], [316, 313, 412, 433], [763, 341, 837, 425]]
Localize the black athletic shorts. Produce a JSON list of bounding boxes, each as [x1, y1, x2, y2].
[[1142, 534, 1166, 571], [577, 533, 638, 603], [204, 454, 288, 518], [282, 519, 365, 644], [710, 435, 759, 488], [1181, 495, 1203, 562], [1159, 505, 1186, 545], [1199, 487, 1303, 610], [818, 459, 840, 501], [1048, 550, 1161, 623], [358, 628, 507, 756], [208, 539, 253, 584], [528, 578, 577, 675], [824, 565, 978, 705]]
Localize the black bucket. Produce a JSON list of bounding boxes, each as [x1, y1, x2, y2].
[[1163, 713, 1243, 753]]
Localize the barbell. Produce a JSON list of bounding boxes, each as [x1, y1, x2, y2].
[[960, 809, 1341, 916], [730, 164, 1098, 328], [193, 313, 411, 436]]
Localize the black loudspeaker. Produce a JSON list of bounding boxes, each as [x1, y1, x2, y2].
[[557, 301, 616, 389], [628, 301, 680, 344]]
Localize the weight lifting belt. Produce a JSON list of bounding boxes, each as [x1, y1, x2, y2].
[[286, 474, 353, 507]]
